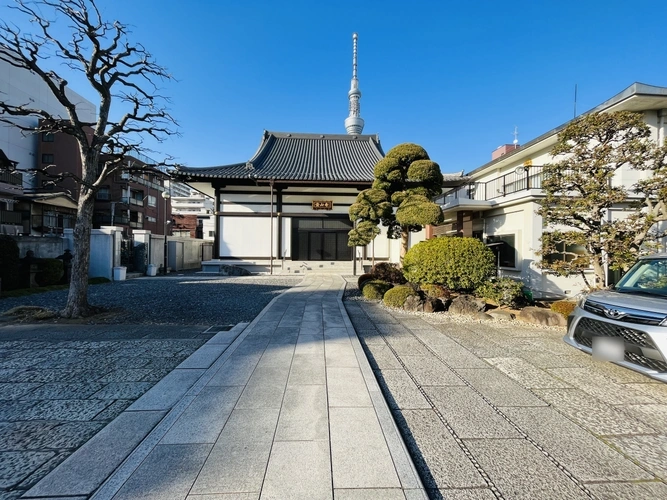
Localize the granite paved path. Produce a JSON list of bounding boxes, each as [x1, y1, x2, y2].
[[22, 275, 425, 500], [345, 299, 667, 500]]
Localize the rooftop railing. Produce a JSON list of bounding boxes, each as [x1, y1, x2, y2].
[[0, 170, 23, 186]]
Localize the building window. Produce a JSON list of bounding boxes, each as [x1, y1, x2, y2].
[[147, 195, 156, 207], [42, 132, 55, 142], [209, 231, 215, 237], [41, 154, 54, 164], [487, 234, 517, 268], [97, 186, 111, 200], [130, 190, 144, 205], [544, 242, 587, 264], [146, 216, 156, 223]]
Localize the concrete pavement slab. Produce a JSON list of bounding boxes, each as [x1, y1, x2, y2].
[[376, 370, 430, 410], [207, 354, 261, 387], [260, 440, 332, 500], [587, 481, 667, 499], [287, 353, 326, 385], [605, 434, 667, 479], [327, 366, 372, 407], [274, 384, 328, 441], [330, 407, 401, 489], [234, 366, 289, 409], [502, 406, 653, 481], [484, 357, 572, 389], [464, 438, 590, 499], [177, 344, 232, 369], [190, 408, 280, 495], [425, 386, 520, 439], [161, 385, 243, 444], [111, 444, 211, 500], [333, 489, 406, 499], [455, 368, 547, 407], [534, 388, 657, 435], [23, 410, 165, 497], [127, 368, 205, 411]]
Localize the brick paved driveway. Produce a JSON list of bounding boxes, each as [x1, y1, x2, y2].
[[346, 300, 667, 500]]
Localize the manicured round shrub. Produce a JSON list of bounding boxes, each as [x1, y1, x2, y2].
[[371, 262, 406, 284], [420, 283, 449, 299], [475, 278, 525, 307], [362, 280, 392, 300], [551, 300, 577, 318], [0, 236, 21, 291], [403, 237, 495, 291], [383, 285, 419, 308], [357, 273, 374, 290], [36, 258, 64, 286]]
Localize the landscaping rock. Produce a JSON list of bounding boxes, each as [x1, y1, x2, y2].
[[403, 295, 424, 312], [518, 306, 567, 327], [487, 309, 516, 321], [473, 312, 494, 321], [423, 297, 441, 313], [448, 295, 487, 315]]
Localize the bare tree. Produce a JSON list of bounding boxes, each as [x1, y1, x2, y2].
[[0, 0, 177, 317]]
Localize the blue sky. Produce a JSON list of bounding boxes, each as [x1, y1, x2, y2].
[[3, 0, 667, 173]]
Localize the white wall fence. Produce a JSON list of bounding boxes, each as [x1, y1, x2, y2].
[[10, 227, 212, 281]]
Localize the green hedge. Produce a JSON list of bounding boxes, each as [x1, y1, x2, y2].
[[370, 262, 406, 284], [403, 237, 495, 291], [362, 280, 392, 300], [420, 283, 449, 299], [475, 278, 524, 307], [383, 285, 418, 308]]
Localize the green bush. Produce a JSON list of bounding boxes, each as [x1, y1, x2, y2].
[[357, 273, 374, 290], [36, 258, 64, 286], [551, 300, 577, 317], [0, 236, 21, 291], [362, 280, 392, 300], [420, 283, 449, 299], [371, 262, 407, 284], [475, 278, 525, 307], [383, 285, 418, 308], [403, 237, 495, 291]]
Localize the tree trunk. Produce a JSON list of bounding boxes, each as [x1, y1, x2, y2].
[[591, 254, 606, 290], [61, 150, 98, 318], [400, 228, 409, 263]]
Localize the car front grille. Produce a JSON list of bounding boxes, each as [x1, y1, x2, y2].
[[575, 317, 657, 349], [573, 318, 667, 373], [625, 351, 667, 372], [584, 299, 667, 326]]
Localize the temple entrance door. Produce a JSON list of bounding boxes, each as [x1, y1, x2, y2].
[[293, 218, 353, 261]]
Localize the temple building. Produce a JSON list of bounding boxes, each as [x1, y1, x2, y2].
[[176, 34, 462, 272]]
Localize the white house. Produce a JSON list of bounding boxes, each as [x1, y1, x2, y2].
[[437, 82, 667, 299]]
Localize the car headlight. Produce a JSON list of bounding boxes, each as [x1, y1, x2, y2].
[[576, 293, 588, 309]]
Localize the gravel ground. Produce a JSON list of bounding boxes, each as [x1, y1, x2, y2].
[[0, 272, 302, 325]]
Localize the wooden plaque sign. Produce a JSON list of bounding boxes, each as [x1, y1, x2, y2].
[[312, 200, 333, 210]]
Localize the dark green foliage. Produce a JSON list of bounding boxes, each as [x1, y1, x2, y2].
[[36, 258, 64, 286], [403, 237, 495, 290], [396, 195, 444, 227], [357, 273, 374, 290], [0, 236, 21, 291], [371, 262, 407, 284], [420, 283, 449, 299], [385, 143, 430, 164], [551, 300, 577, 317], [362, 280, 393, 300], [383, 285, 418, 308], [475, 278, 525, 307], [348, 142, 444, 257]]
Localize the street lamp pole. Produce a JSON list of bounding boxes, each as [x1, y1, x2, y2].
[[162, 189, 171, 275]]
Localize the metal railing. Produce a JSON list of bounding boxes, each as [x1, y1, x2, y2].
[[0, 210, 22, 224], [444, 166, 543, 204], [0, 171, 22, 186]]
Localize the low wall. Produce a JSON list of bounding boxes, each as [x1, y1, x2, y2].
[[14, 236, 67, 259]]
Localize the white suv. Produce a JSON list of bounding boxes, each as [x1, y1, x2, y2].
[[565, 254, 667, 383]]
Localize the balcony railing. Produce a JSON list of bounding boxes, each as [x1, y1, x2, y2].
[[444, 166, 543, 204], [0, 210, 23, 224], [0, 170, 22, 186]]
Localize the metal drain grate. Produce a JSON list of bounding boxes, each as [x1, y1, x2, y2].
[[204, 325, 233, 333]]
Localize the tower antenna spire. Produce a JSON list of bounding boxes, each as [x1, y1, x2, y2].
[[345, 33, 364, 135], [513, 126, 519, 145]]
